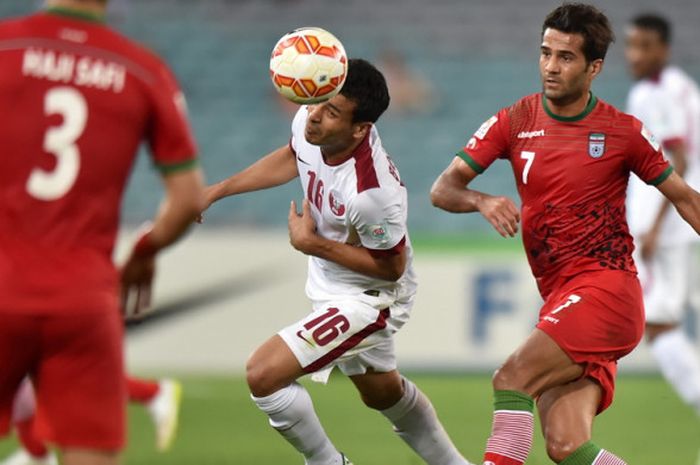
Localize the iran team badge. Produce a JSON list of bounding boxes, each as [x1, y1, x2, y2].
[[588, 133, 606, 158], [329, 190, 345, 216]]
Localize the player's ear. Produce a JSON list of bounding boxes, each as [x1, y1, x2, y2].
[[352, 122, 371, 140], [588, 58, 604, 79]]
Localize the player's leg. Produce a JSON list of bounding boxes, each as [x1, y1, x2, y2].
[[644, 244, 700, 415], [36, 311, 125, 465], [0, 316, 55, 465], [349, 369, 472, 465], [482, 328, 583, 465], [247, 334, 343, 465], [1, 378, 58, 465], [126, 376, 183, 451], [538, 377, 626, 464]]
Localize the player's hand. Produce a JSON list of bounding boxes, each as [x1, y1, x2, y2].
[[477, 195, 520, 238], [120, 229, 158, 318], [288, 199, 318, 253], [639, 229, 659, 261]]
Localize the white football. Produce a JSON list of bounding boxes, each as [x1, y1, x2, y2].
[[269, 27, 348, 104]]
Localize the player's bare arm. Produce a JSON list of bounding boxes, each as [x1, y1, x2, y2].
[[431, 156, 520, 238], [121, 167, 205, 315], [656, 169, 700, 235], [203, 145, 298, 209], [639, 143, 688, 260], [288, 199, 406, 281]]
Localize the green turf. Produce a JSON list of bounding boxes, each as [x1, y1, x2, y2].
[[411, 233, 526, 255], [0, 374, 697, 464]]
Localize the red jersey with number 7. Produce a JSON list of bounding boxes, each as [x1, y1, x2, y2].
[[0, 9, 198, 313], [458, 93, 672, 299]]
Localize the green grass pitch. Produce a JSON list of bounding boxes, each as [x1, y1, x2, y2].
[[0, 374, 697, 464]]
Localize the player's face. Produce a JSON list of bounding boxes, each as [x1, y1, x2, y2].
[[625, 27, 668, 80], [540, 28, 602, 106], [304, 95, 362, 150]]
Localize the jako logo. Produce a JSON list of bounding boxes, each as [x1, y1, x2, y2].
[[517, 129, 545, 139]]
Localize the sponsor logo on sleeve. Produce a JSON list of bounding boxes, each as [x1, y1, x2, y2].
[[641, 125, 660, 151], [368, 222, 391, 244], [474, 115, 499, 140], [588, 132, 606, 158]]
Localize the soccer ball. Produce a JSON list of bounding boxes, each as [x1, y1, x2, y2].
[[269, 27, 348, 104]]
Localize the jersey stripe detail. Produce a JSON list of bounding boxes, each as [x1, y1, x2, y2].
[[302, 308, 390, 373], [353, 133, 380, 193], [647, 165, 673, 186], [542, 92, 598, 122], [457, 149, 485, 174], [156, 158, 199, 174], [367, 236, 406, 258]]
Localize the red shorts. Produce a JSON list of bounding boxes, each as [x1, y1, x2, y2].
[[536, 270, 645, 413], [0, 310, 125, 450]]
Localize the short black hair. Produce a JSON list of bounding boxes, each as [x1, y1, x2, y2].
[[542, 3, 615, 62], [339, 58, 390, 124], [631, 13, 672, 44]]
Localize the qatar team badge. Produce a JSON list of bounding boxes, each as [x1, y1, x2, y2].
[[588, 132, 606, 158], [328, 190, 345, 216]]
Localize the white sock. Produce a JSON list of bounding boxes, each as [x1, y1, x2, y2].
[[381, 377, 470, 465], [650, 328, 700, 415], [252, 382, 342, 465]]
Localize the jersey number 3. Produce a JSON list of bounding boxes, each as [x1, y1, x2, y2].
[[27, 87, 87, 201]]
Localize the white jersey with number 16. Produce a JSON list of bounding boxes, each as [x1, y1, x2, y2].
[[289, 106, 418, 307]]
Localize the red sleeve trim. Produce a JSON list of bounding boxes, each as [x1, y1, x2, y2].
[[367, 236, 406, 259]]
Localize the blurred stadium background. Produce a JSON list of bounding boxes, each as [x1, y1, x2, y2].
[[1, 1, 699, 463]]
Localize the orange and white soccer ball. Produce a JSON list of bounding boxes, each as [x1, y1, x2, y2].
[[269, 27, 348, 104]]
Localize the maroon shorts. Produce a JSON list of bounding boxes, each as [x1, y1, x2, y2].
[[0, 310, 125, 450], [536, 270, 645, 413]]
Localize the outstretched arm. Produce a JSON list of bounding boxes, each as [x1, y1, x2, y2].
[[203, 144, 299, 209], [430, 156, 520, 238], [656, 170, 700, 235], [638, 144, 688, 260]]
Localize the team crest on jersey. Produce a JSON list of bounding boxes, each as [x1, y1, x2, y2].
[[328, 190, 345, 216], [588, 132, 606, 158]]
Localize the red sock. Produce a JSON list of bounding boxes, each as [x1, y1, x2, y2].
[[126, 377, 160, 403], [16, 419, 48, 458]]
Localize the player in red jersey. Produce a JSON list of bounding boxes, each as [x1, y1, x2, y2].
[[0, 1, 205, 464], [431, 4, 700, 465], [1, 376, 182, 465]]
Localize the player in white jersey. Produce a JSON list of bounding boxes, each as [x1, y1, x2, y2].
[[625, 14, 700, 415], [202, 59, 472, 465]]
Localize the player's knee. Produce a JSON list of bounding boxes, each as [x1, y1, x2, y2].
[[492, 364, 519, 391], [545, 434, 580, 463], [358, 382, 404, 410], [246, 356, 277, 397]]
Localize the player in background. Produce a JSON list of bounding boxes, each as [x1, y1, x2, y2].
[[624, 13, 700, 417], [1, 376, 182, 465], [0, 1, 205, 465], [431, 4, 700, 465], [202, 59, 473, 465]]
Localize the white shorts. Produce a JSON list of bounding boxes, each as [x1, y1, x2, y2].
[[278, 291, 412, 383], [635, 242, 700, 324]]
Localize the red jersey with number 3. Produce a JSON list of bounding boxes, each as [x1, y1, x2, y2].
[[0, 10, 198, 313], [458, 93, 672, 299]]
